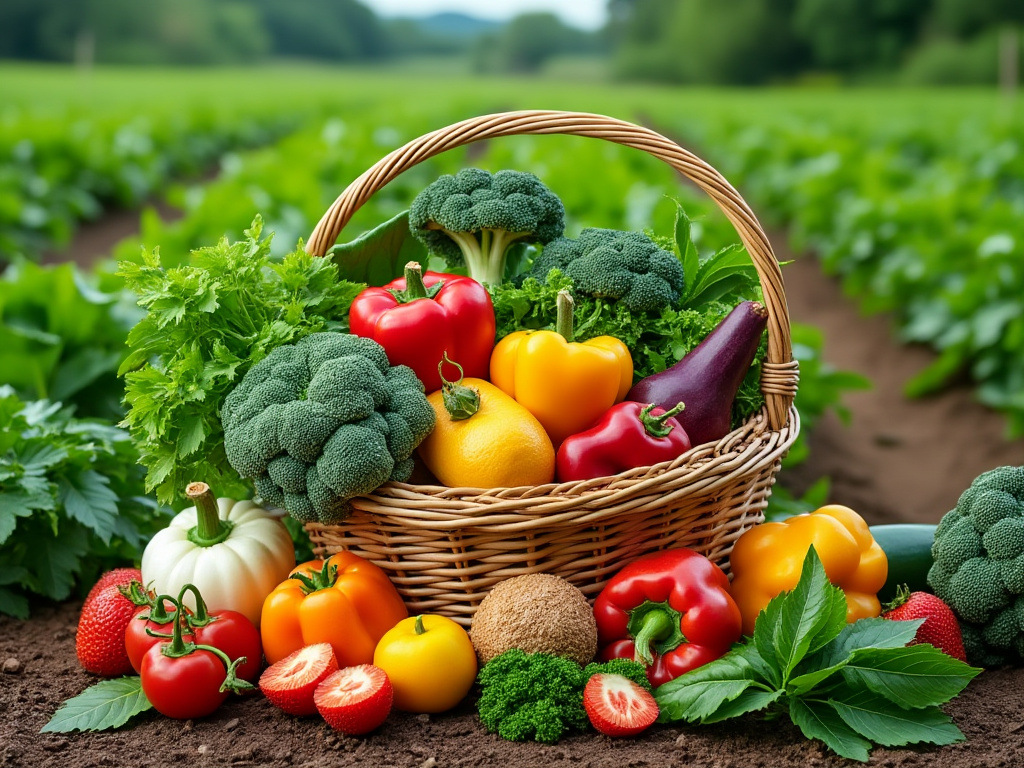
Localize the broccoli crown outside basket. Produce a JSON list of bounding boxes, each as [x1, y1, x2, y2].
[[927, 465, 1024, 667], [408, 168, 565, 285], [530, 227, 685, 313], [221, 332, 435, 525]]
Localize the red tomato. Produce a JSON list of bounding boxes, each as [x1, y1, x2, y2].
[[140, 643, 230, 719], [190, 610, 263, 683], [125, 599, 186, 674]]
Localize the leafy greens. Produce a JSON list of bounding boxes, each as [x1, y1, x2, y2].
[[654, 548, 982, 762]]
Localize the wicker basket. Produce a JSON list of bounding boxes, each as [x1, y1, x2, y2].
[[303, 110, 800, 627]]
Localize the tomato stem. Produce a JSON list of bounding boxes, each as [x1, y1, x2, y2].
[[178, 583, 215, 628]]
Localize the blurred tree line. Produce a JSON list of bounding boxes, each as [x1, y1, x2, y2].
[[609, 0, 1024, 84], [0, 0, 1020, 84]]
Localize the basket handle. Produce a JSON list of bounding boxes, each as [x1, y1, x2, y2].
[[306, 110, 798, 431]]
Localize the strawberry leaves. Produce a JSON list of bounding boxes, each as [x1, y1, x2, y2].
[[654, 548, 982, 762]]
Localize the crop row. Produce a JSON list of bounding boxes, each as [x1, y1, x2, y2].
[[647, 96, 1024, 435]]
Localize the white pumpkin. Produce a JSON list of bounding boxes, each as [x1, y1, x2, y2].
[[141, 486, 295, 626]]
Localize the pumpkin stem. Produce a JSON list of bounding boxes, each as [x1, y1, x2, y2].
[[186, 481, 234, 548]]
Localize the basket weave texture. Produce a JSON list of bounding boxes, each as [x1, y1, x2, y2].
[[303, 111, 801, 626]]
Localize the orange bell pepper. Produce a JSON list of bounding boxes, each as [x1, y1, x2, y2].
[[260, 552, 408, 666], [729, 505, 888, 636], [490, 290, 632, 446]]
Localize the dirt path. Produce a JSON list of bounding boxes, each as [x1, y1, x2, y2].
[[777, 245, 1024, 526], [2, 602, 1020, 768]]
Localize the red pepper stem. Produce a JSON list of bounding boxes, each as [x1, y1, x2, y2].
[[414, 615, 426, 635], [438, 352, 480, 420], [639, 402, 685, 439], [632, 609, 676, 666], [177, 583, 213, 628], [403, 262, 429, 300], [185, 482, 234, 547], [556, 290, 575, 342]]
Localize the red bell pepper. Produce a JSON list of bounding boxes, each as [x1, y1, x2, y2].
[[349, 261, 495, 393], [593, 549, 742, 688], [556, 401, 691, 482]]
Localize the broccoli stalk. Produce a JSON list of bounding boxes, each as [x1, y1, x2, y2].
[[409, 168, 566, 286]]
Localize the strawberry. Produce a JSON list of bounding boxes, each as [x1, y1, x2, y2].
[[583, 673, 659, 738], [75, 583, 137, 676], [314, 665, 393, 735], [259, 643, 339, 716], [881, 586, 967, 662], [84, 568, 142, 610]]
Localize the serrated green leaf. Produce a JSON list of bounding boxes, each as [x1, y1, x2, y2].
[[700, 687, 783, 724], [753, 590, 784, 687], [829, 687, 966, 747], [841, 644, 981, 709], [59, 470, 119, 544], [0, 586, 29, 619], [654, 651, 765, 723], [773, 548, 847, 682], [0, 490, 52, 544], [789, 697, 871, 762], [808, 617, 923, 672], [41, 677, 152, 733], [329, 210, 428, 287]]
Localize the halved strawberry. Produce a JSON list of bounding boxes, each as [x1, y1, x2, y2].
[[314, 664, 393, 735], [583, 673, 659, 738], [259, 643, 338, 716]]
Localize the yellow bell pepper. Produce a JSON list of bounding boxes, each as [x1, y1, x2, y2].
[[729, 505, 888, 635], [373, 614, 478, 713], [490, 290, 632, 446]]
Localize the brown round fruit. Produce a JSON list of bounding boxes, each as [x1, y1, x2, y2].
[[470, 573, 597, 665]]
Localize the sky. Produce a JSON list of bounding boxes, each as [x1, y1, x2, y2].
[[360, 0, 608, 31]]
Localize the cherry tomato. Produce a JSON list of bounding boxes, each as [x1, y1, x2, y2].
[[140, 643, 229, 719], [190, 610, 263, 683], [125, 597, 187, 674]]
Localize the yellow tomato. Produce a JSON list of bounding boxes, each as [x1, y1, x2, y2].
[[373, 614, 477, 713]]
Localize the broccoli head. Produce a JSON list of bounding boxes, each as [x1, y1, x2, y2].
[[409, 168, 565, 286], [221, 332, 435, 524], [530, 227, 685, 313], [927, 465, 1024, 666], [476, 648, 649, 743]]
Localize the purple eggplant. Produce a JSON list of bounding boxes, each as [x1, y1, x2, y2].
[[627, 301, 768, 446]]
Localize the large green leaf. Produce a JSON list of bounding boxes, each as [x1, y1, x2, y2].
[[328, 210, 428, 287], [772, 548, 848, 682], [807, 617, 922, 672], [829, 687, 966, 748], [42, 678, 152, 733], [840, 644, 981, 710], [59, 470, 120, 544], [654, 652, 764, 723], [789, 697, 871, 762]]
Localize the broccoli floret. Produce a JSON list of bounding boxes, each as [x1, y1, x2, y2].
[[530, 228, 685, 313], [221, 332, 435, 524], [476, 649, 649, 743], [409, 168, 565, 286], [928, 465, 1024, 666]]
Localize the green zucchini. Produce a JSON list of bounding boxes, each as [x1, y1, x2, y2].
[[869, 524, 937, 604]]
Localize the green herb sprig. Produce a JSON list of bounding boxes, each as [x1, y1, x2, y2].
[[655, 548, 982, 762], [117, 216, 364, 507]]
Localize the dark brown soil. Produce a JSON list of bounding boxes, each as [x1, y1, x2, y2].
[[2, 601, 1022, 768]]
